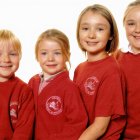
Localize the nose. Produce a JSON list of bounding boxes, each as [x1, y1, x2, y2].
[[135, 23, 140, 33], [88, 30, 96, 39], [47, 53, 54, 61]]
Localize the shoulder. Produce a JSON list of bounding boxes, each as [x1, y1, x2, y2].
[[13, 77, 33, 98], [74, 61, 87, 75], [61, 75, 80, 93], [75, 61, 86, 69], [60, 72, 76, 86], [28, 74, 40, 84], [14, 76, 28, 87], [102, 56, 123, 77], [114, 48, 128, 60], [29, 74, 40, 81]]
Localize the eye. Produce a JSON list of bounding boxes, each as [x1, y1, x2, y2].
[[82, 27, 89, 31], [126, 21, 136, 26], [41, 52, 47, 55], [54, 51, 62, 55], [80, 25, 89, 31], [9, 52, 18, 56], [128, 23, 135, 26], [97, 27, 104, 31]]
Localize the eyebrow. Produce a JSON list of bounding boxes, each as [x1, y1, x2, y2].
[[40, 49, 62, 51], [126, 19, 136, 22], [80, 22, 108, 27]]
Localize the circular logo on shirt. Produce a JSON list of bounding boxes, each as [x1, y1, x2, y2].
[[46, 96, 63, 115], [84, 76, 99, 95]]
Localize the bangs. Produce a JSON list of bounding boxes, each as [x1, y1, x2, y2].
[[0, 37, 22, 57]]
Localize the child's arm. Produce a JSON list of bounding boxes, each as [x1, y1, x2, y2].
[[79, 116, 111, 140], [12, 87, 35, 140]]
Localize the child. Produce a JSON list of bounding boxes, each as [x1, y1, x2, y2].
[[73, 4, 126, 140], [116, 0, 140, 139], [0, 29, 34, 139], [28, 29, 87, 140]]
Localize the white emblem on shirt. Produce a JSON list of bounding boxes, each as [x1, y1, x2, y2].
[[10, 109, 17, 117], [84, 76, 99, 95], [10, 101, 19, 124], [46, 96, 63, 115]]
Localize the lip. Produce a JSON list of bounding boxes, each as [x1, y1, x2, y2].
[[46, 64, 57, 67], [87, 41, 98, 46], [0, 65, 12, 68], [132, 34, 140, 39], [134, 36, 140, 39]]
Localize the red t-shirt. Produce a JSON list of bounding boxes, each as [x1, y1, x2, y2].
[[74, 56, 126, 139], [28, 71, 88, 140], [117, 51, 140, 139], [0, 76, 35, 140]]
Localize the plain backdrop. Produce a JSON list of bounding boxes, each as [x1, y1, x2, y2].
[[0, 0, 132, 82]]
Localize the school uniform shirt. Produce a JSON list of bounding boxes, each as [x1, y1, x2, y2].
[[0, 75, 35, 140], [73, 56, 126, 140], [117, 50, 140, 139], [28, 71, 88, 140]]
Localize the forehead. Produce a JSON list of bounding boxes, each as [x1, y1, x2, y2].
[[39, 39, 62, 50], [0, 40, 12, 48], [80, 10, 110, 26], [125, 6, 140, 19], [0, 40, 18, 51]]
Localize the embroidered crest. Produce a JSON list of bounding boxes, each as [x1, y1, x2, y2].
[[46, 96, 63, 115], [84, 76, 99, 95], [10, 101, 19, 125]]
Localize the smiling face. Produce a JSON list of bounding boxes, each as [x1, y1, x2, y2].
[[37, 39, 66, 78], [124, 6, 140, 53], [79, 10, 112, 61], [0, 41, 20, 82]]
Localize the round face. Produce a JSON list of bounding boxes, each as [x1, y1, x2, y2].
[[37, 39, 66, 78], [0, 42, 20, 82], [79, 10, 112, 61], [124, 6, 140, 53]]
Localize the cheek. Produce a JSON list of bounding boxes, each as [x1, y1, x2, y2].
[[37, 55, 45, 62], [79, 38, 83, 45], [125, 26, 132, 35], [59, 57, 66, 66], [101, 34, 111, 43], [59, 57, 66, 64], [13, 59, 20, 69], [13, 57, 20, 64], [79, 36, 86, 46], [79, 31, 86, 40]]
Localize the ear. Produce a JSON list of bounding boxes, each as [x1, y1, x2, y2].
[[109, 36, 113, 40]]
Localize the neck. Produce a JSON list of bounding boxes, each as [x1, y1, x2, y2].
[[87, 51, 109, 62]]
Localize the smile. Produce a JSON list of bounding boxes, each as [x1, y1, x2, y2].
[[134, 36, 140, 39], [87, 41, 98, 46], [0, 65, 12, 68]]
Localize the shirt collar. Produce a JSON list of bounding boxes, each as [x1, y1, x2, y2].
[[39, 70, 65, 82], [121, 45, 140, 55]]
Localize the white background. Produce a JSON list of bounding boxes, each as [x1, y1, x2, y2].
[[0, 0, 132, 82]]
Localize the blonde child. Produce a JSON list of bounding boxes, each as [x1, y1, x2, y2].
[[73, 4, 126, 140], [116, 0, 140, 139], [28, 29, 87, 140], [0, 29, 34, 139]]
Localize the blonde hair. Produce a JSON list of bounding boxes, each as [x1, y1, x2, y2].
[[35, 29, 71, 69], [0, 29, 22, 58], [76, 4, 119, 55], [123, 0, 140, 23]]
